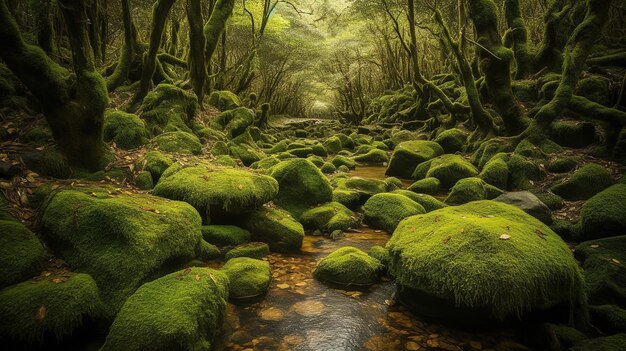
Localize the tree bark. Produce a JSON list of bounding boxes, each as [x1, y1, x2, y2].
[[187, 0, 206, 102], [203, 0, 235, 94], [503, 0, 531, 79], [107, 0, 136, 91]]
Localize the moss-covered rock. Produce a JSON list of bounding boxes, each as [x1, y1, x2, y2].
[[0, 220, 46, 289], [323, 136, 343, 154], [384, 177, 403, 191], [332, 188, 362, 210], [386, 141, 444, 178], [22, 150, 72, 179], [392, 190, 447, 212], [434, 128, 467, 154], [197, 240, 221, 260], [102, 268, 228, 351], [137, 151, 173, 183], [353, 149, 389, 164], [151, 131, 202, 155], [387, 201, 585, 322], [103, 110, 148, 150], [493, 191, 553, 225], [269, 159, 333, 217], [589, 305, 626, 334], [339, 177, 388, 198], [446, 177, 503, 205], [320, 162, 337, 174], [300, 202, 361, 233], [241, 207, 304, 253], [134, 171, 153, 190], [571, 334, 626, 351], [578, 184, 626, 241], [224, 242, 270, 260], [41, 189, 204, 316], [576, 236, 626, 309], [550, 121, 597, 149], [153, 163, 278, 222], [407, 177, 440, 195], [551, 163, 614, 201], [208, 90, 241, 111], [314, 246, 381, 286], [363, 193, 426, 233], [141, 84, 197, 133], [547, 157, 579, 174], [0, 273, 104, 346], [479, 157, 509, 190], [201, 225, 251, 247], [215, 107, 255, 138], [416, 154, 479, 188], [368, 246, 390, 268], [222, 257, 271, 299], [331, 155, 357, 169]]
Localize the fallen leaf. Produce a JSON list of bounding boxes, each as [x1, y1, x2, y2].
[[277, 283, 290, 289], [195, 274, 201, 282], [612, 259, 621, 264], [590, 245, 600, 249], [499, 234, 511, 240], [36, 305, 47, 323]]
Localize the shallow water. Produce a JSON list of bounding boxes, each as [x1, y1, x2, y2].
[[349, 166, 413, 188]]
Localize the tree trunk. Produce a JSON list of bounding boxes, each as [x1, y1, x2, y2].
[[107, 0, 136, 91], [468, 0, 526, 135], [187, 0, 206, 102], [503, 0, 531, 79], [203, 0, 235, 93], [35, 0, 54, 54], [0, 0, 108, 170], [535, 0, 572, 73]]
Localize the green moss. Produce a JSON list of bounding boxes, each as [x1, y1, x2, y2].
[[314, 246, 381, 286], [387, 201, 586, 320], [363, 193, 426, 233], [323, 136, 343, 154], [141, 84, 197, 133], [392, 190, 447, 212], [418, 154, 479, 189], [216, 107, 254, 138], [339, 177, 387, 198], [547, 157, 579, 173], [0, 220, 45, 289], [224, 242, 270, 260], [135, 171, 154, 190], [576, 236, 626, 307], [201, 225, 250, 247], [446, 177, 503, 205], [514, 138, 562, 160], [320, 162, 337, 174], [269, 159, 333, 217], [386, 141, 444, 178], [102, 268, 228, 351], [229, 143, 266, 167], [578, 184, 626, 241], [434, 128, 467, 154], [550, 219, 574, 240], [589, 304, 626, 334], [208, 90, 241, 111], [571, 334, 626, 351], [196, 127, 226, 143], [21, 125, 52, 145], [215, 155, 237, 167], [332, 188, 362, 210], [306, 155, 325, 167], [368, 246, 390, 268], [407, 177, 440, 195], [153, 163, 278, 221], [103, 110, 148, 150], [331, 155, 356, 169], [222, 257, 271, 299], [337, 165, 350, 173], [533, 191, 564, 211], [551, 164, 614, 201], [266, 140, 289, 154], [23, 150, 72, 179], [472, 138, 515, 169], [479, 157, 509, 189], [251, 156, 281, 170], [547, 324, 588, 349], [335, 133, 355, 149], [550, 121, 597, 148], [41, 189, 204, 316], [151, 131, 202, 155], [507, 154, 543, 190], [353, 149, 389, 164], [137, 151, 173, 183], [241, 207, 304, 253], [210, 141, 229, 156], [0, 273, 103, 345], [300, 202, 362, 233]]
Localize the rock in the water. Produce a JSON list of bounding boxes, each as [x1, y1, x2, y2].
[[386, 201, 585, 322], [494, 191, 553, 225], [551, 163, 614, 201], [41, 188, 204, 316], [300, 202, 361, 233], [314, 246, 381, 286], [363, 193, 425, 233], [222, 257, 271, 299], [386, 141, 444, 178], [201, 225, 251, 247], [102, 268, 228, 351], [153, 162, 278, 222], [407, 177, 440, 195], [577, 184, 626, 240], [241, 207, 304, 253], [225, 242, 270, 260]]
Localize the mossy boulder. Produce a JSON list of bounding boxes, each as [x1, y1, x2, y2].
[[201, 225, 251, 247], [137, 151, 173, 183], [479, 157, 509, 190], [332, 189, 362, 210], [103, 110, 148, 149], [363, 193, 426, 233], [571, 334, 626, 351], [151, 131, 202, 155], [224, 242, 270, 260], [550, 121, 597, 149], [446, 177, 503, 205], [0, 273, 104, 346], [386, 141, 444, 178], [407, 177, 440, 195], [323, 136, 343, 154], [269, 159, 333, 217], [551, 164, 614, 201], [0, 220, 46, 289], [300, 202, 362, 233], [415, 154, 478, 188], [41, 189, 204, 316], [353, 149, 389, 164], [392, 190, 447, 212], [331, 155, 356, 169], [135, 171, 154, 190], [577, 184, 626, 241], [208, 90, 241, 111], [368, 246, 390, 268], [575, 236, 626, 306], [153, 163, 278, 222], [222, 257, 271, 299], [387, 201, 585, 322], [547, 157, 579, 174], [589, 305, 626, 334], [339, 177, 388, 198], [314, 247, 381, 286], [197, 240, 221, 260], [320, 162, 336, 174], [241, 207, 304, 253], [102, 268, 228, 351], [434, 128, 467, 154], [216, 107, 255, 138], [141, 84, 197, 133]]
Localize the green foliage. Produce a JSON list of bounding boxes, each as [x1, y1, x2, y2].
[[314, 246, 381, 286], [103, 110, 148, 150], [300, 202, 362, 233], [578, 184, 626, 240], [386, 141, 444, 178], [0, 273, 104, 345], [41, 188, 203, 316], [241, 207, 304, 253], [202, 225, 251, 247], [224, 242, 270, 260], [386, 201, 586, 320], [363, 193, 425, 233], [551, 164, 614, 201], [0, 220, 45, 289], [102, 268, 228, 351], [151, 131, 202, 155], [222, 257, 271, 299]]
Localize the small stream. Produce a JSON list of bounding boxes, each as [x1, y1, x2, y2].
[[213, 166, 529, 351]]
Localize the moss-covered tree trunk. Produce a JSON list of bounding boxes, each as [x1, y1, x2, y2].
[[0, 0, 108, 170], [503, 0, 531, 79], [535, 0, 572, 73], [187, 0, 206, 103], [131, 0, 176, 108], [530, 0, 615, 134], [468, 0, 525, 135], [203, 0, 235, 94], [34, 0, 54, 54], [107, 0, 136, 91]]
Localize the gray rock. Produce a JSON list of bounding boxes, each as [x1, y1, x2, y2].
[[494, 191, 553, 225]]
